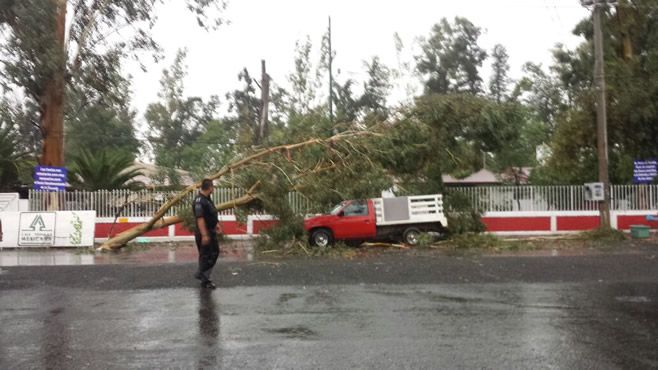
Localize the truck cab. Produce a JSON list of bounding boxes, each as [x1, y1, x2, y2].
[[304, 200, 377, 247]]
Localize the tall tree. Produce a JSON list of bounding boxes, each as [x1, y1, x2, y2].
[[0, 0, 227, 167], [489, 44, 511, 103], [65, 72, 140, 160], [0, 123, 32, 190], [226, 68, 261, 147], [512, 62, 567, 134], [145, 50, 220, 185], [532, 0, 658, 184], [358, 56, 392, 121], [288, 37, 316, 115], [416, 17, 487, 95]]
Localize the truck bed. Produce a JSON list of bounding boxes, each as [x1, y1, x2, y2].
[[373, 194, 446, 226]]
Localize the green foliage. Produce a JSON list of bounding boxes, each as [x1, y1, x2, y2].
[[416, 17, 487, 95], [532, 1, 658, 184], [579, 227, 626, 242], [0, 0, 227, 168], [65, 104, 140, 160], [444, 192, 485, 235], [0, 123, 32, 190], [448, 233, 501, 250], [146, 50, 226, 184], [68, 149, 144, 190], [288, 36, 317, 115], [489, 44, 510, 103], [358, 56, 392, 121], [383, 94, 533, 192]]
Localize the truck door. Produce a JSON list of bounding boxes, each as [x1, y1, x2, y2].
[[333, 200, 376, 239]]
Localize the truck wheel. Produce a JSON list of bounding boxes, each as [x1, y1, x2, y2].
[[310, 229, 333, 247], [403, 227, 421, 246]]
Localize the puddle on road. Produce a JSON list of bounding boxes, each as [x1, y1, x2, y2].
[[0, 241, 255, 266], [615, 296, 651, 303], [263, 325, 317, 339]]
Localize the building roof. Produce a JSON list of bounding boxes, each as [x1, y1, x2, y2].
[[129, 162, 194, 188], [442, 169, 500, 185]]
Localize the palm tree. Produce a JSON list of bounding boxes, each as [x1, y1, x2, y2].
[[0, 125, 31, 191], [68, 150, 145, 190]]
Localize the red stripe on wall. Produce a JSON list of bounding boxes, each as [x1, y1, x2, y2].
[[94, 223, 168, 238], [557, 216, 600, 231], [617, 215, 658, 230], [252, 220, 278, 234], [174, 223, 193, 236], [173, 221, 248, 236], [482, 217, 551, 232]]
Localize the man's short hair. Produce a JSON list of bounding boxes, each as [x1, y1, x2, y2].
[[201, 179, 214, 190]]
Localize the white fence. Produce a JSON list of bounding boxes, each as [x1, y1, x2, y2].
[[28, 185, 658, 217], [29, 189, 313, 218], [450, 185, 658, 212]]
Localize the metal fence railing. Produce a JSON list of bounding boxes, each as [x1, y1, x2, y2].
[[448, 185, 658, 212], [28, 185, 658, 217], [29, 189, 313, 218]]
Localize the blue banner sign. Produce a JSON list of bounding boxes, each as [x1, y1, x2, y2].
[[33, 166, 68, 191], [633, 160, 658, 184]]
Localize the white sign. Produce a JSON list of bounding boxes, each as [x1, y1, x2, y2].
[[0, 211, 96, 248], [19, 212, 56, 246], [584, 182, 605, 202], [55, 211, 96, 247], [0, 193, 19, 212], [0, 212, 20, 248]]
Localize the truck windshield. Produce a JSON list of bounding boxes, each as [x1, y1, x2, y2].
[[329, 202, 346, 215]]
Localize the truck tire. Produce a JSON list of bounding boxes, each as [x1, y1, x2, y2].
[[310, 229, 333, 247], [402, 227, 421, 246]]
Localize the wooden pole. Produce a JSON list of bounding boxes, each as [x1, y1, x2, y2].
[[593, 2, 611, 228], [257, 59, 270, 144]]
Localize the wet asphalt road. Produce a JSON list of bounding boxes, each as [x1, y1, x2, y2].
[[2, 252, 658, 369]]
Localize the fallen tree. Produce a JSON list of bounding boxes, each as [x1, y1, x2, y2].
[[97, 130, 377, 251]]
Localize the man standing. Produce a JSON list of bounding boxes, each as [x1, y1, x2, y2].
[[193, 179, 220, 289]]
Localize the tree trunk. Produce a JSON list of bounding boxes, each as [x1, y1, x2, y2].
[[39, 0, 67, 167], [97, 191, 259, 251]]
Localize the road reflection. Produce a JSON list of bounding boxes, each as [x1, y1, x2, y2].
[[0, 242, 254, 266], [197, 289, 221, 369]]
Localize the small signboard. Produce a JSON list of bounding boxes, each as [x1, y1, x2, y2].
[[584, 182, 605, 201], [1, 211, 95, 248], [633, 160, 658, 184], [33, 166, 68, 191], [18, 212, 56, 246]]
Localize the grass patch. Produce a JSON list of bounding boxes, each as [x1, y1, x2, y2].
[[442, 233, 539, 255], [73, 247, 97, 255], [578, 227, 626, 242], [255, 238, 359, 258], [416, 232, 436, 248], [449, 233, 502, 251]]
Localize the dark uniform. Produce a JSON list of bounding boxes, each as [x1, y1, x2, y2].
[[193, 192, 219, 284]]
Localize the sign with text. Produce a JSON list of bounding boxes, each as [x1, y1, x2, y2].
[[33, 166, 68, 191], [633, 160, 658, 184], [1, 211, 95, 248], [19, 212, 56, 246]]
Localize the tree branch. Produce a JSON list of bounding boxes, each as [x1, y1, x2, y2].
[[97, 131, 376, 250]]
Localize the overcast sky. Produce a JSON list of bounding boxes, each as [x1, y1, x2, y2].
[[126, 0, 589, 115]]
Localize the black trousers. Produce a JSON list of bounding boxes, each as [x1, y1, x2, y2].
[[194, 232, 220, 282]]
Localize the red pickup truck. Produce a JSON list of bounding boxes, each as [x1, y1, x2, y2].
[[304, 194, 447, 247]]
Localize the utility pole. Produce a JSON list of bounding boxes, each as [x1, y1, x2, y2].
[[328, 16, 334, 124], [257, 59, 270, 145], [582, 0, 613, 228]]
